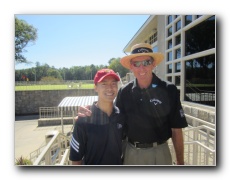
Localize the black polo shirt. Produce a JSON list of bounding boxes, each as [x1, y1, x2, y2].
[[115, 73, 188, 143], [69, 102, 124, 165]]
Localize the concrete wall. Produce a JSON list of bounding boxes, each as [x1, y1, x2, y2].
[[182, 101, 215, 126], [15, 89, 97, 115]]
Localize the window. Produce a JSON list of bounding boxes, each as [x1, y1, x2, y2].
[[175, 62, 181, 72], [167, 64, 172, 73], [175, 34, 181, 45], [168, 15, 173, 24], [153, 32, 157, 42], [175, 76, 181, 86], [167, 51, 172, 61], [168, 26, 172, 37], [167, 76, 172, 82], [176, 20, 181, 32], [185, 16, 215, 56], [175, 48, 181, 59], [185, 15, 192, 26], [168, 39, 172, 49], [185, 54, 215, 106]]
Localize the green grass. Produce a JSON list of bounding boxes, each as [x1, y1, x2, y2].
[[15, 83, 95, 91]]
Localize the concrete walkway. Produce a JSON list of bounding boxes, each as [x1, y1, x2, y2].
[[15, 115, 73, 161]]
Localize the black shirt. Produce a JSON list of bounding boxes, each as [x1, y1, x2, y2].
[[115, 73, 188, 143], [69, 102, 124, 165]]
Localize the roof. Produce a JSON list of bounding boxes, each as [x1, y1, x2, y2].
[[58, 96, 98, 111]]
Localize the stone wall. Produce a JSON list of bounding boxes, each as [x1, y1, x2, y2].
[[15, 89, 97, 115], [182, 101, 215, 126]]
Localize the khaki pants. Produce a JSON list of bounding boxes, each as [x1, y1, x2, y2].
[[123, 141, 172, 165]]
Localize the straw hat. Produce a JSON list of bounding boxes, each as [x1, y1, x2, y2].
[[120, 43, 164, 69]]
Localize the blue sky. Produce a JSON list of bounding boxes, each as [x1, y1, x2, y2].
[[15, 15, 149, 70]]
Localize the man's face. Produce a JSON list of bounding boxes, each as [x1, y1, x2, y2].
[[94, 76, 118, 103], [130, 55, 155, 81]]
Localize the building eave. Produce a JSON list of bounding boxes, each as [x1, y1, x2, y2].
[[123, 15, 158, 53]]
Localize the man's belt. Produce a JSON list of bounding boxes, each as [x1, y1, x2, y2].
[[128, 138, 166, 148]]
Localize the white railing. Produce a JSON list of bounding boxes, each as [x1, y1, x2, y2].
[[39, 107, 75, 119], [33, 131, 71, 165], [33, 113, 215, 166], [168, 113, 216, 165]]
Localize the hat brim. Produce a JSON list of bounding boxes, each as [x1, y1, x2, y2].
[[120, 53, 164, 69], [97, 74, 120, 83]]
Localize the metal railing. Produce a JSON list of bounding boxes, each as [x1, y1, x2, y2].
[[39, 107, 75, 119], [32, 113, 215, 166], [33, 131, 71, 165], [169, 114, 215, 165]]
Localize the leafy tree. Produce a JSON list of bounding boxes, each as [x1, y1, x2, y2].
[[15, 17, 38, 63], [108, 58, 129, 78]]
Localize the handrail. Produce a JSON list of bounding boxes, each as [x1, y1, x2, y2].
[[33, 131, 70, 165]]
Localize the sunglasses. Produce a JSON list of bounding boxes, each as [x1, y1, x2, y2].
[[131, 59, 153, 67]]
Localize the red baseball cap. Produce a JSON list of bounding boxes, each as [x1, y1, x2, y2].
[[94, 69, 120, 84]]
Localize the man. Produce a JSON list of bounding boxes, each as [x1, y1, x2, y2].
[[69, 69, 124, 165], [78, 43, 188, 165], [117, 43, 188, 165]]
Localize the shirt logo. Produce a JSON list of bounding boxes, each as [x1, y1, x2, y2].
[[117, 123, 122, 129], [152, 84, 157, 88], [150, 98, 162, 105]]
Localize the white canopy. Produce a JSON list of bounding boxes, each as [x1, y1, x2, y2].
[[58, 96, 98, 111]]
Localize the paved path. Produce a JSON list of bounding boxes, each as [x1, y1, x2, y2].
[[15, 116, 73, 161]]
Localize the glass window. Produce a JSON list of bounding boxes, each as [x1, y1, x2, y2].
[[196, 15, 202, 19], [176, 20, 181, 32], [175, 76, 181, 86], [168, 51, 172, 61], [168, 39, 172, 49], [175, 15, 179, 19], [153, 32, 157, 42], [185, 16, 215, 56], [168, 15, 173, 24], [168, 26, 172, 37], [175, 48, 181, 59], [185, 54, 215, 106], [167, 76, 172, 82], [175, 62, 181, 72], [175, 34, 181, 45], [167, 64, 172, 73], [185, 15, 192, 26]]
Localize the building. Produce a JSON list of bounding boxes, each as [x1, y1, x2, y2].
[[123, 15, 215, 107]]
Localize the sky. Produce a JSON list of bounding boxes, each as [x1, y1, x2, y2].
[[15, 14, 149, 70]]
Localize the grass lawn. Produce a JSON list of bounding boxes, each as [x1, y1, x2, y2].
[[15, 83, 94, 91]]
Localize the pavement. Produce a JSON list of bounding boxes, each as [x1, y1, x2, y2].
[[15, 115, 73, 161]]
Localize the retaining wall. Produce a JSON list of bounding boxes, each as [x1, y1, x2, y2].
[[15, 89, 97, 115]]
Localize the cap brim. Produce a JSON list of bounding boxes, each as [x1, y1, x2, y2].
[[120, 53, 164, 69], [97, 74, 120, 83]]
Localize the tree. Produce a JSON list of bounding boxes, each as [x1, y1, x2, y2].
[[108, 58, 129, 78], [15, 17, 38, 63]]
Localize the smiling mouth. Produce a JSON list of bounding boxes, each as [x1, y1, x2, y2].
[[139, 72, 146, 76]]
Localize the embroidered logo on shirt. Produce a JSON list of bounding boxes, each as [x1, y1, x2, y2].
[[152, 84, 157, 88], [150, 98, 162, 105], [70, 136, 80, 153], [117, 123, 122, 129], [179, 109, 185, 117]]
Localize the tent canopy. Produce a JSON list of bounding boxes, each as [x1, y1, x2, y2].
[[58, 96, 98, 111]]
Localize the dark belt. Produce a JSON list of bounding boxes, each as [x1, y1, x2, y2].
[[128, 138, 166, 148]]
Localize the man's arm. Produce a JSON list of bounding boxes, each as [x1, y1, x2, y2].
[[75, 105, 92, 121], [71, 160, 82, 165], [171, 128, 185, 165]]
